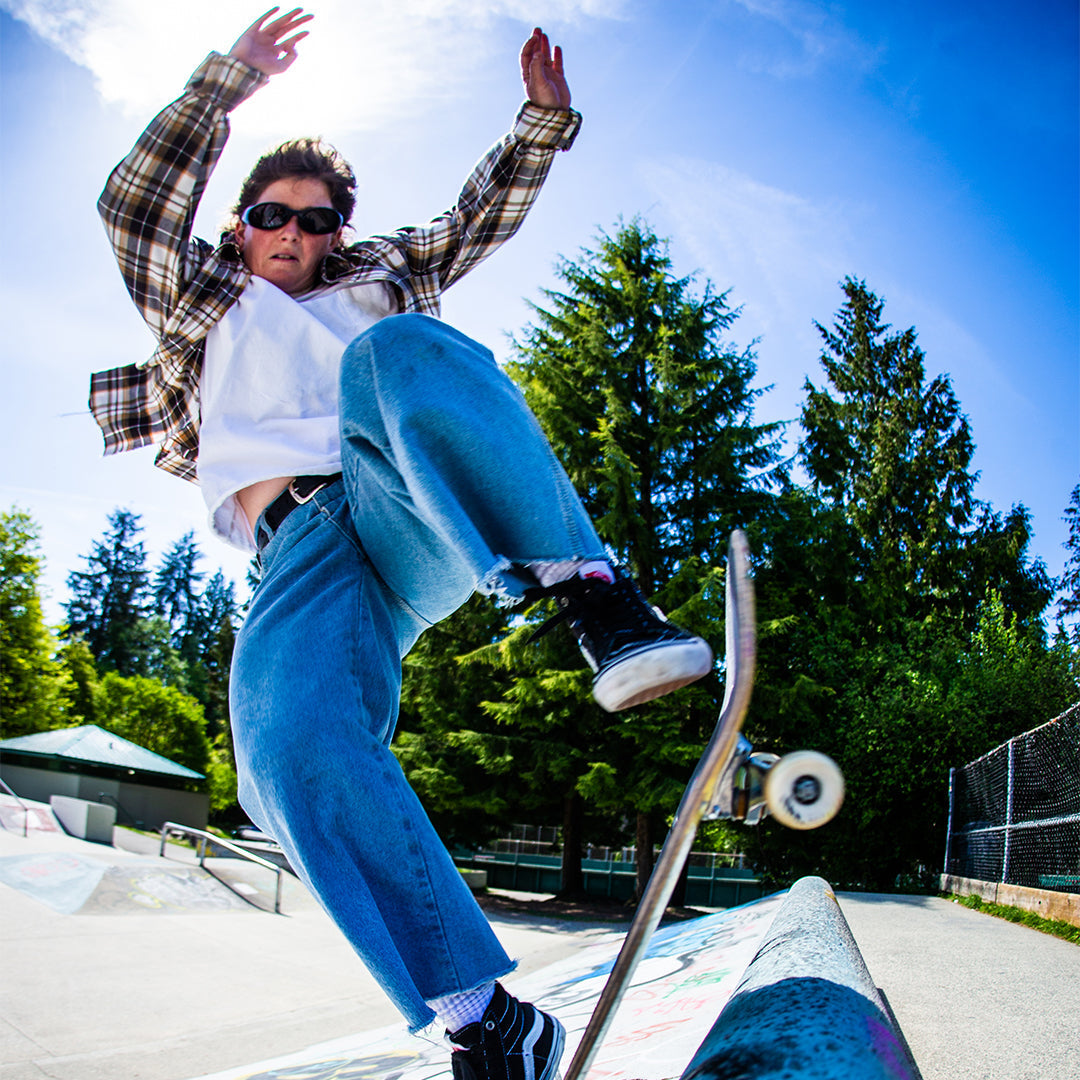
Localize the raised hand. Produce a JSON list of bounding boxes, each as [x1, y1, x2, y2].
[[520, 28, 571, 110], [229, 6, 314, 76]]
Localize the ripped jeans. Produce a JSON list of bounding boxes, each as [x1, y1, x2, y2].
[[230, 315, 605, 1030]]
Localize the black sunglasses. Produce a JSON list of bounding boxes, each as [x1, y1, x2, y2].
[[241, 202, 344, 235]]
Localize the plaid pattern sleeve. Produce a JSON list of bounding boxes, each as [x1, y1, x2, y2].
[[387, 102, 582, 303], [91, 53, 264, 479], [97, 52, 265, 336]]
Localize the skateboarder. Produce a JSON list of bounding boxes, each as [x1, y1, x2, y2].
[[91, 8, 713, 1079]]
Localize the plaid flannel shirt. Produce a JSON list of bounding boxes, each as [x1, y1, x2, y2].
[[91, 51, 581, 483]]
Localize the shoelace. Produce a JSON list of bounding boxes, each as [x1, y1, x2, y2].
[[521, 574, 656, 645], [520, 574, 602, 643]]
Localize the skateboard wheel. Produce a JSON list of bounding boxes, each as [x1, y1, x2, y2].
[[764, 750, 844, 830]]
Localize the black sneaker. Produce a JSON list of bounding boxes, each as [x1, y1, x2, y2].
[[529, 571, 714, 712], [449, 983, 565, 1080]]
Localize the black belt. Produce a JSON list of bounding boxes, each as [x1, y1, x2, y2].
[[257, 473, 343, 551]]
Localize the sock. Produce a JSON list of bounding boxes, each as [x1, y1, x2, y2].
[[528, 559, 615, 587], [430, 981, 496, 1035]]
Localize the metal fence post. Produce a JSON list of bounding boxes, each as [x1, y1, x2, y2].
[[1003, 738, 1016, 884], [943, 767, 956, 876]]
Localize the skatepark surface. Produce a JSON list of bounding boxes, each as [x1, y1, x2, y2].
[[1, 818, 1077, 1080]]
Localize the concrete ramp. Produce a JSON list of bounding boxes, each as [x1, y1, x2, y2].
[[189, 892, 786, 1080], [0, 850, 264, 915], [0, 797, 62, 835]]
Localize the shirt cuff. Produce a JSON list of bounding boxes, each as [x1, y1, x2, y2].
[[513, 102, 583, 151], [187, 51, 269, 111]]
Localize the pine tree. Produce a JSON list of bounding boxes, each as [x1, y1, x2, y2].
[[153, 531, 205, 649], [1057, 485, 1080, 642], [746, 279, 1069, 890], [64, 509, 151, 675], [498, 219, 785, 896]]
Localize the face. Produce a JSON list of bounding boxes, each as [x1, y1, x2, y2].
[[234, 176, 342, 296]]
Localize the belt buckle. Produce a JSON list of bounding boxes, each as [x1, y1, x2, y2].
[[288, 476, 327, 505]]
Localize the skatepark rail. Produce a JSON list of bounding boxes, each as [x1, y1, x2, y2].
[[681, 876, 922, 1080], [160, 821, 285, 913], [0, 779, 29, 837]]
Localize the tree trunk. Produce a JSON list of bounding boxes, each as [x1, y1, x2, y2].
[[634, 811, 655, 901], [559, 791, 585, 898]]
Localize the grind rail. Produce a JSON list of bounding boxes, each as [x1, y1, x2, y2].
[[160, 821, 285, 913]]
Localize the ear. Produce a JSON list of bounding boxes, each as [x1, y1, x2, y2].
[[233, 219, 246, 252]]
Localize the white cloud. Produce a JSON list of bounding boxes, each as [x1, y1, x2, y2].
[[641, 156, 859, 359], [727, 0, 881, 80], [3, 0, 626, 135]]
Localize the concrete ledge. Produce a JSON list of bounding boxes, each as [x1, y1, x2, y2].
[[681, 876, 920, 1080], [940, 874, 1080, 928], [49, 796, 116, 842], [461, 869, 487, 891]]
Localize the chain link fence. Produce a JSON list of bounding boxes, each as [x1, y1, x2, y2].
[[944, 703, 1080, 893]]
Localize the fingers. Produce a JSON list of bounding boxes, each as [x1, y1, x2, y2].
[[275, 30, 310, 70], [264, 7, 314, 42]]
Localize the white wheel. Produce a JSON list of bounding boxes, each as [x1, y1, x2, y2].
[[764, 750, 844, 830]]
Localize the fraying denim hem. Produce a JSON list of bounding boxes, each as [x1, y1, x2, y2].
[[414, 960, 519, 1034], [479, 557, 608, 607]]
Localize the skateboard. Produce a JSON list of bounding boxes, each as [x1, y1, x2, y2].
[[562, 529, 844, 1080]]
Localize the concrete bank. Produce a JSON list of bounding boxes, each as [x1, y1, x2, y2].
[[1, 823, 1077, 1080]]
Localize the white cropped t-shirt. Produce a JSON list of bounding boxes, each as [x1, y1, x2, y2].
[[199, 275, 398, 551]]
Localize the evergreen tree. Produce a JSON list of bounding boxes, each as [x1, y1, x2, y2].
[[198, 570, 240, 738], [153, 531, 205, 650], [0, 510, 71, 736], [747, 279, 1071, 890], [496, 219, 784, 896], [1057, 485, 1080, 642], [64, 509, 151, 675], [396, 596, 517, 846], [798, 277, 1050, 630]]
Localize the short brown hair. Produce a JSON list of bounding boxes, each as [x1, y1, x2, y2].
[[232, 138, 356, 226]]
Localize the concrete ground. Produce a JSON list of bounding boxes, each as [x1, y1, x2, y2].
[[836, 890, 1079, 1080], [0, 820, 1077, 1080]]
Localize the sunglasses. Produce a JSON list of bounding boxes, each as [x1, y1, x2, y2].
[[241, 202, 344, 235]]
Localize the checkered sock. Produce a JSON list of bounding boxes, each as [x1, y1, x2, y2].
[[430, 982, 497, 1035]]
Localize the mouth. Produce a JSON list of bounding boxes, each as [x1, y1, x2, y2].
[[270, 254, 299, 262]]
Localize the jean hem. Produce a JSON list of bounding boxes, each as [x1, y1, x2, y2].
[[412, 960, 519, 1034], [480, 556, 609, 607]]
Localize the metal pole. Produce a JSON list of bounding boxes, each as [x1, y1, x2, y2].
[[943, 767, 956, 877], [1002, 739, 1016, 884]]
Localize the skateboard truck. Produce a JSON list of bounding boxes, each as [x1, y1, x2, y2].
[[708, 733, 844, 831]]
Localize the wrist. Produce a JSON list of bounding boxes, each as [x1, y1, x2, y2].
[[187, 51, 268, 110], [514, 101, 582, 151]]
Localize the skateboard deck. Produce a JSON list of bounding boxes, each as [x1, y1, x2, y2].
[[562, 530, 757, 1080]]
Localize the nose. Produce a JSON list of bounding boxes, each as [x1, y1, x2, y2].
[[279, 215, 303, 239]]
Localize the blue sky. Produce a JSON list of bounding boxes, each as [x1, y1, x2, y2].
[[1, 0, 1076, 625]]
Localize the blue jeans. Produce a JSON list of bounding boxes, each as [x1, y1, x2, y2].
[[230, 315, 605, 1031]]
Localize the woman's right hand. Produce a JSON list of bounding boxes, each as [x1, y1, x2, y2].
[[228, 6, 314, 76]]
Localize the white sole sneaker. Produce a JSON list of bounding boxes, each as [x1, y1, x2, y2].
[[592, 638, 714, 712]]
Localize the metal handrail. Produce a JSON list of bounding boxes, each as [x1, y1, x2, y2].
[[0, 778, 29, 837], [159, 821, 285, 913], [97, 792, 138, 827]]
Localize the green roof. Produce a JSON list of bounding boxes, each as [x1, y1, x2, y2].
[[0, 725, 203, 780]]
